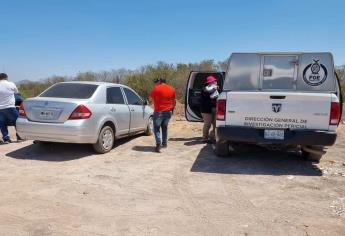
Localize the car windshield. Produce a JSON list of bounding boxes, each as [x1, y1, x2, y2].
[[40, 83, 98, 99]]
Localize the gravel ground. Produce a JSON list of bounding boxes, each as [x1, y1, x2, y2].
[[0, 121, 344, 236]]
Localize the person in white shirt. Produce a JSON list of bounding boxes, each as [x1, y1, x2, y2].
[[0, 73, 19, 143]]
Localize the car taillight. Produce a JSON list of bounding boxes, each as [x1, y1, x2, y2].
[[19, 103, 26, 118], [69, 105, 92, 120], [329, 101, 340, 125], [216, 99, 226, 120]]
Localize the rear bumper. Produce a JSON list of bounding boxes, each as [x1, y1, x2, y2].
[[16, 118, 98, 144], [216, 126, 337, 146]]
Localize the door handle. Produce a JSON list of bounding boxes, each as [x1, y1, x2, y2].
[[110, 108, 116, 112], [130, 109, 135, 112], [270, 95, 286, 99]]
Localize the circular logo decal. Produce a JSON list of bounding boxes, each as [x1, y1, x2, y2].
[[303, 60, 328, 86]]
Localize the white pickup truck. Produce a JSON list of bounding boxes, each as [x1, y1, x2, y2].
[[185, 52, 343, 162]]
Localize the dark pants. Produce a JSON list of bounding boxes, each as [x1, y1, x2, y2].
[[153, 111, 172, 146], [0, 107, 19, 141]]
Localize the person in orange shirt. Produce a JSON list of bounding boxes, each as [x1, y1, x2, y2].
[[150, 78, 176, 152]]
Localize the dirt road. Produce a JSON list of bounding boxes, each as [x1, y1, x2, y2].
[[0, 120, 345, 236]]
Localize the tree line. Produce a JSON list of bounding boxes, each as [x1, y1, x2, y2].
[[17, 60, 228, 102], [17, 60, 345, 102]]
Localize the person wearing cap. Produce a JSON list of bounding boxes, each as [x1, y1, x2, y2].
[[0, 73, 19, 144], [200, 75, 219, 143], [150, 78, 176, 152]]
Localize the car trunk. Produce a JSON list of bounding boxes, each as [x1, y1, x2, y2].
[[225, 92, 332, 130], [24, 98, 82, 123]]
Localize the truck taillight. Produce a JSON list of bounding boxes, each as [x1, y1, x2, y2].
[[69, 105, 92, 120], [19, 103, 26, 118], [216, 99, 226, 120], [329, 101, 340, 125]]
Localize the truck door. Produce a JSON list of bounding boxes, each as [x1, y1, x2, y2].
[[185, 71, 224, 122]]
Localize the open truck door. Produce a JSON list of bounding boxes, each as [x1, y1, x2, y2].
[[185, 71, 225, 122]]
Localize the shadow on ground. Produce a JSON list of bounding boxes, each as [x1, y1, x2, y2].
[[169, 137, 205, 146], [132, 146, 156, 152], [190, 144, 322, 176], [6, 142, 94, 161], [6, 135, 143, 162]]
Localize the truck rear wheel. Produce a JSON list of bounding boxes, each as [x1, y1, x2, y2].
[[301, 145, 325, 163], [215, 140, 230, 157]]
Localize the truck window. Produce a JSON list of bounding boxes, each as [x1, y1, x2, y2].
[[262, 56, 296, 90], [223, 53, 261, 91]]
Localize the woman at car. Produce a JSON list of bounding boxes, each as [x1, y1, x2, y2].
[[200, 75, 219, 143]]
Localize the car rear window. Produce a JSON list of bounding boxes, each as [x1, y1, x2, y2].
[[40, 83, 98, 99]]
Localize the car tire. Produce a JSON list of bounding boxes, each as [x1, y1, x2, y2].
[[93, 126, 115, 154], [301, 145, 325, 163], [145, 116, 153, 136], [215, 140, 230, 157]]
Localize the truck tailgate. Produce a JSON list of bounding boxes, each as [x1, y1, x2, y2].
[[226, 92, 332, 130]]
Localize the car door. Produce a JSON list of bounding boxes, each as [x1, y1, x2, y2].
[[185, 71, 225, 122], [123, 87, 147, 132], [106, 86, 130, 136]]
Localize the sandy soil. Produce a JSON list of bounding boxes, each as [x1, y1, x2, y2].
[[0, 120, 345, 236]]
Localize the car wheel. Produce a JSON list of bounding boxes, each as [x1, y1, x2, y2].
[[145, 116, 153, 136], [301, 145, 325, 163], [215, 139, 230, 157], [93, 126, 114, 154]]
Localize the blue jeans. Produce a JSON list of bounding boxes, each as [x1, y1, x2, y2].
[[153, 111, 172, 146], [0, 107, 19, 141]]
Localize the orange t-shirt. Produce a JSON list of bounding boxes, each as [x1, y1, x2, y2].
[[150, 83, 176, 112]]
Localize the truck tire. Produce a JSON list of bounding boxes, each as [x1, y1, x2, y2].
[[301, 145, 325, 163], [215, 140, 230, 157], [145, 116, 153, 136], [93, 125, 114, 154]]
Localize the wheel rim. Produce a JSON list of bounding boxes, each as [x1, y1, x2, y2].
[[102, 129, 113, 150]]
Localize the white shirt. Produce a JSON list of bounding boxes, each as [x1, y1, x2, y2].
[[0, 80, 19, 110]]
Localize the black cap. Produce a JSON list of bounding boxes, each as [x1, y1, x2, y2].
[[0, 73, 8, 79], [154, 77, 166, 83]]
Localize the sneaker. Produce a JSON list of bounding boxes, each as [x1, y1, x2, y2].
[[162, 143, 167, 148], [155, 144, 161, 153], [3, 139, 12, 144]]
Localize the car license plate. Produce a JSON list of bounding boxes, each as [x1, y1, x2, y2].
[[39, 110, 54, 119], [264, 130, 284, 140]]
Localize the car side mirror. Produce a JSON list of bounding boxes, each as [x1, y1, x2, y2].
[[143, 99, 148, 106]]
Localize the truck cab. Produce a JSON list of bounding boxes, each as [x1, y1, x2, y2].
[[185, 52, 343, 162]]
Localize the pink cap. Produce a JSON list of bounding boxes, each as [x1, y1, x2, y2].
[[206, 75, 217, 84]]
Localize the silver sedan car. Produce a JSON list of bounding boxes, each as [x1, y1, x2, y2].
[[16, 81, 154, 153]]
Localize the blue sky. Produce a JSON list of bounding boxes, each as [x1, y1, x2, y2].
[[1, 0, 345, 82]]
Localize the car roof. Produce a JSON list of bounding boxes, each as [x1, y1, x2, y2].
[[58, 81, 131, 88]]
